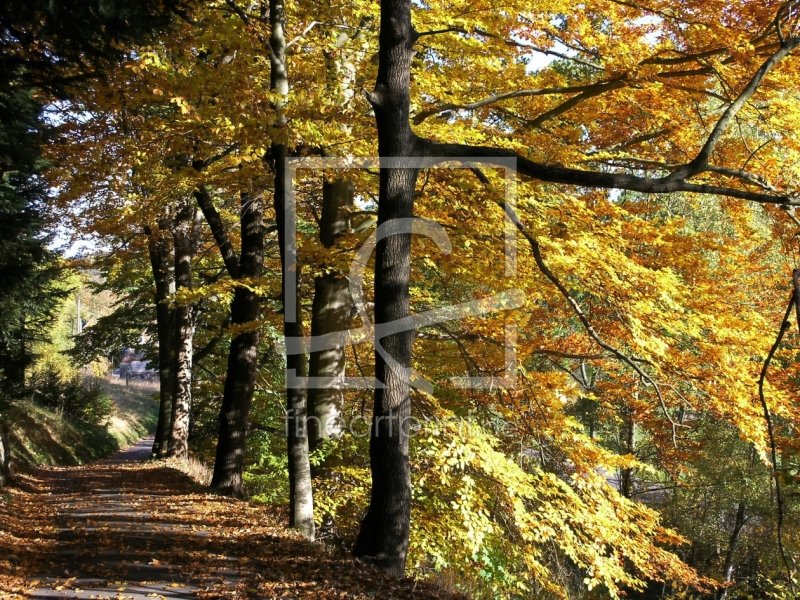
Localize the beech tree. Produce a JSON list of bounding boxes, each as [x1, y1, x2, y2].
[[352, 0, 800, 576], [144, 220, 176, 458]]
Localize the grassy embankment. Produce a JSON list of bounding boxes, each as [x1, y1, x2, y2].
[[3, 377, 158, 470]]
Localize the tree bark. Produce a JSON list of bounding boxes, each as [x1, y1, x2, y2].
[[0, 422, 10, 487], [307, 178, 355, 450], [268, 0, 314, 540], [352, 0, 420, 576], [209, 190, 264, 495], [717, 501, 746, 600], [145, 224, 176, 458], [167, 200, 196, 460], [620, 415, 635, 499]]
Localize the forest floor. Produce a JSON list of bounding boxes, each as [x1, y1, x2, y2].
[[0, 437, 464, 600]]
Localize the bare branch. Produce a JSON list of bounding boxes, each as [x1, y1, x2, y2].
[[530, 349, 612, 360], [286, 21, 321, 48], [195, 142, 240, 170], [224, 0, 276, 59], [526, 80, 627, 129], [415, 26, 468, 38], [642, 48, 730, 66], [589, 128, 674, 154]]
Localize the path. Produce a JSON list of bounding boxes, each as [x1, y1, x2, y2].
[[0, 438, 459, 600]]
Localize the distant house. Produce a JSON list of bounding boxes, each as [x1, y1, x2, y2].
[[115, 348, 156, 381]]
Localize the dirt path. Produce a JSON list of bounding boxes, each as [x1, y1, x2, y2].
[[0, 439, 458, 600]]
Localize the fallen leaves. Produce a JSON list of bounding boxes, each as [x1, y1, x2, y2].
[[0, 448, 464, 599]]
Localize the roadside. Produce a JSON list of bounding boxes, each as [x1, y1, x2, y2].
[[2, 376, 158, 472]]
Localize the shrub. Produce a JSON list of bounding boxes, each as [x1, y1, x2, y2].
[[30, 372, 113, 424]]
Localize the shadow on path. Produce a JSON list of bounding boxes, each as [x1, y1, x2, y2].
[[1, 437, 462, 600]]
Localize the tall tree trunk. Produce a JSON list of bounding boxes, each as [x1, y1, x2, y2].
[[145, 224, 176, 458], [308, 178, 355, 451], [717, 501, 746, 600], [352, 0, 420, 576], [269, 0, 314, 540], [168, 201, 196, 460], [209, 190, 264, 495]]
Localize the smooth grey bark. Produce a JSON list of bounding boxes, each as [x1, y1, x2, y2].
[[268, 0, 314, 540], [307, 178, 355, 450], [167, 200, 196, 460], [145, 223, 176, 458]]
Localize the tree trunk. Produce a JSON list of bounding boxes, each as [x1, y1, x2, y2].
[[717, 501, 746, 600], [145, 224, 176, 458], [308, 178, 355, 451], [168, 201, 196, 460], [352, 0, 420, 576], [620, 416, 635, 499], [0, 422, 10, 487], [269, 0, 314, 540], [210, 191, 264, 495]]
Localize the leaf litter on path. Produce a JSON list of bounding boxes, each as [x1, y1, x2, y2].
[[0, 438, 465, 599]]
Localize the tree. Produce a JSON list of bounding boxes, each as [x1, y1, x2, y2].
[[36, 0, 800, 595], [167, 199, 200, 459], [0, 0, 188, 393], [0, 0, 188, 93], [307, 178, 355, 450], [353, 0, 800, 577], [0, 88, 65, 396], [267, 0, 315, 539], [144, 221, 176, 458]]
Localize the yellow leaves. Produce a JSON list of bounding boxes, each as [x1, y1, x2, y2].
[[402, 411, 701, 597], [169, 96, 196, 117]]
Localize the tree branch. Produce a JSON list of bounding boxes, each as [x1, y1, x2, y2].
[[193, 185, 242, 279], [194, 332, 224, 365], [757, 281, 798, 591], [669, 37, 800, 180], [286, 21, 321, 48], [501, 201, 684, 445], [424, 140, 799, 205], [412, 83, 618, 124], [249, 420, 287, 437]]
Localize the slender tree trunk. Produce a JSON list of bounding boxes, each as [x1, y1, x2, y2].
[[620, 415, 635, 498], [168, 201, 196, 460], [717, 501, 746, 600], [3, 326, 26, 396], [308, 179, 355, 451], [145, 224, 176, 458], [352, 0, 420, 576], [0, 422, 10, 487], [268, 0, 314, 540], [210, 191, 264, 495]]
